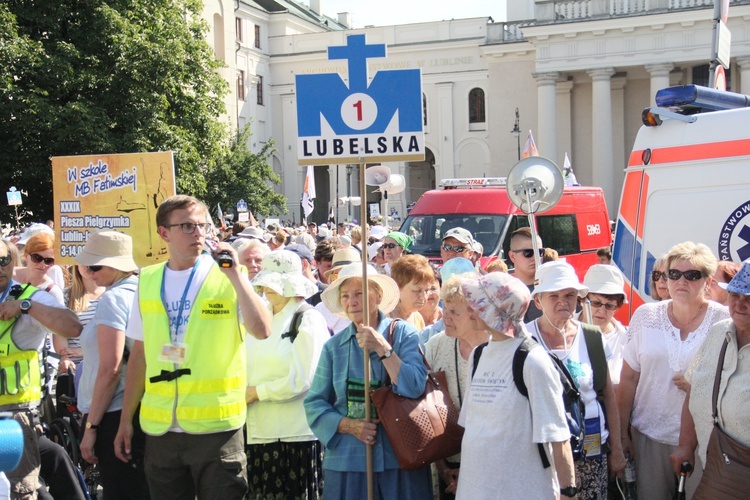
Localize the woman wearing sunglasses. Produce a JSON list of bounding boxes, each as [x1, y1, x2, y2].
[[618, 242, 729, 499], [18, 232, 64, 304], [381, 232, 412, 276], [582, 265, 628, 389], [649, 255, 671, 301], [74, 229, 150, 499]]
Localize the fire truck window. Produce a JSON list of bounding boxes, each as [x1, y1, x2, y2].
[[537, 214, 580, 256]]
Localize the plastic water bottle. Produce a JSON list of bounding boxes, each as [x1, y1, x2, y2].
[[623, 452, 637, 500]]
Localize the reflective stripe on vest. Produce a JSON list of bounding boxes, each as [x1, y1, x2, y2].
[[0, 285, 42, 406], [138, 262, 246, 435]]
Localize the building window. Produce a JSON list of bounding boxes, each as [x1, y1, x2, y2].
[[237, 70, 245, 101], [422, 93, 427, 126], [235, 18, 242, 43], [256, 75, 263, 105], [692, 63, 731, 90], [469, 88, 485, 123], [254, 25, 261, 49]]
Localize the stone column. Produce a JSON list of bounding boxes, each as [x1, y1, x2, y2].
[[556, 79, 574, 168], [645, 63, 674, 106], [587, 67, 616, 213], [736, 57, 750, 95], [534, 72, 559, 162]]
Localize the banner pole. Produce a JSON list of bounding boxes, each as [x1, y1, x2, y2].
[[359, 158, 374, 500]]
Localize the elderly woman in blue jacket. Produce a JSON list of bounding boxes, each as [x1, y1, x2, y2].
[[304, 262, 431, 499]]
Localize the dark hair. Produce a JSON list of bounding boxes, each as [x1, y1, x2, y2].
[[231, 221, 248, 236], [597, 247, 612, 260], [314, 239, 340, 262]]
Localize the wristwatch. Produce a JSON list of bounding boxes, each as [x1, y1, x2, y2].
[[379, 348, 394, 361], [19, 299, 31, 315], [560, 485, 579, 497], [85, 421, 99, 430]]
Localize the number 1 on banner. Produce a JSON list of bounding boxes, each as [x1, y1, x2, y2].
[[341, 93, 377, 130]]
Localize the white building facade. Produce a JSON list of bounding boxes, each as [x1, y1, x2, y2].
[[203, 0, 750, 223]]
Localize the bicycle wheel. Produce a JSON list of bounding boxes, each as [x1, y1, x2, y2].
[[49, 417, 81, 466]]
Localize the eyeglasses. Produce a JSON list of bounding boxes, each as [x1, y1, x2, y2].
[[87, 265, 104, 273], [441, 243, 467, 253], [511, 248, 544, 259], [589, 299, 618, 311], [668, 269, 705, 281], [651, 271, 667, 282], [29, 253, 55, 265], [167, 222, 211, 234], [382, 243, 401, 250], [0, 255, 11, 267]]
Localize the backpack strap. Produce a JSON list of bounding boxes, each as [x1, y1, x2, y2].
[[581, 323, 607, 401], [281, 302, 314, 344], [470, 342, 488, 379], [510, 337, 552, 468]]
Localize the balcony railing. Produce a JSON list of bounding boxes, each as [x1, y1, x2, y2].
[[487, 0, 750, 43]]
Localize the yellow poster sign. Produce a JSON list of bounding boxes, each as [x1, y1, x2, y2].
[[51, 151, 176, 267]]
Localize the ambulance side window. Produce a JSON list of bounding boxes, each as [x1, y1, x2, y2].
[[502, 216, 530, 269], [537, 214, 580, 256]]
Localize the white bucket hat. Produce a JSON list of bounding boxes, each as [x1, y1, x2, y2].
[[369, 225, 387, 240], [322, 262, 400, 319], [252, 250, 318, 299], [237, 226, 265, 241], [532, 261, 588, 297], [583, 264, 628, 303], [74, 229, 138, 273]]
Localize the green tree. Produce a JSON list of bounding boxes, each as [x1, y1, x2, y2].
[[204, 125, 287, 222], [0, 0, 282, 223]]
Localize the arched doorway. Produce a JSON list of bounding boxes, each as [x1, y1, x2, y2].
[[406, 148, 436, 204]]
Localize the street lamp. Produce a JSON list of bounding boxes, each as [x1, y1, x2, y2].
[[511, 107, 521, 160]]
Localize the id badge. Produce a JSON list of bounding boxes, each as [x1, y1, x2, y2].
[[159, 344, 187, 364], [583, 417, 602, 458]]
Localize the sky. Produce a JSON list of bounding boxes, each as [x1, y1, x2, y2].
[[318, 0, 506, 28]]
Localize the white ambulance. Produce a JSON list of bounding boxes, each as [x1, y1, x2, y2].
[[613, 85, 750, 320]]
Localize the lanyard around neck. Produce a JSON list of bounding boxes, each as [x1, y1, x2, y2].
[[160, 259, 200, 342]]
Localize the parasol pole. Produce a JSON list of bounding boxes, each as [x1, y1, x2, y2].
[[359, 156, 374, 500]]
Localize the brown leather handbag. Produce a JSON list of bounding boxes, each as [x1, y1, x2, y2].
[[370, 320, 464, 470], [694, 338, 750, 499]]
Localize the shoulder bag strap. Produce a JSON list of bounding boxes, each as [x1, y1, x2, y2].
[[712, 338, 730, 422], [581, 323, 608, 400]]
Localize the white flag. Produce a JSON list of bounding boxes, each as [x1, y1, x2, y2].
[[563, 153, 578, 186], [301, 165, 316, 219]]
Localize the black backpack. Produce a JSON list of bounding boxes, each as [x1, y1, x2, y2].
[[280, 303, 334, 342], [471, 337, 587, 468]]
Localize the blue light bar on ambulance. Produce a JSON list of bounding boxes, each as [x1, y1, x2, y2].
[[655, 85, 750, 111]]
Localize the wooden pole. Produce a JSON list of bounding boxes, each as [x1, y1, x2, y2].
[[359, 159, 374, 500]]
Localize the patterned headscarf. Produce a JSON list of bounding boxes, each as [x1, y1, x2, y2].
[[385, 232, 413, 251], [461, 272, 530, 337]]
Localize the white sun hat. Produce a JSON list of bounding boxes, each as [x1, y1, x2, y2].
[[532, 261, 588, 298], [321, 262, 400, 319], [583, 264, 627, 303], [252, 250, 318, 299]]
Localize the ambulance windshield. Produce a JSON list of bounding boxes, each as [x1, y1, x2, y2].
[[399, 214, 507, 258]]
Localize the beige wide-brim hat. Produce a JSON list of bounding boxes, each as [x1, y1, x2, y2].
[[74, 229, 138, 272], [325, 247, 361, 279], [322, 262, 400, 319]]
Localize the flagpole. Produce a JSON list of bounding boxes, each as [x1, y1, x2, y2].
[[358, 157, 374, 500]]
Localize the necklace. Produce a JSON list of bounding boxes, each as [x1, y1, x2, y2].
[[669, 301, 706, 331], [541, 315, 574, 352]]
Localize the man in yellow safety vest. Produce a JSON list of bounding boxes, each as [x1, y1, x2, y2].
[[114, 195, 271, 499]]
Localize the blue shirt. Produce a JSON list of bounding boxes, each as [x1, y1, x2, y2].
[[304, 313, 427, 472]]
